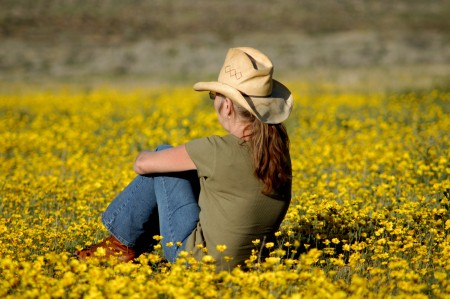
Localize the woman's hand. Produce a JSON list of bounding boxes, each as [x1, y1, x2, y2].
[[133, 145, 197, 175]]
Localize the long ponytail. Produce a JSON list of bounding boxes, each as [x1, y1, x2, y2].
[[235, 103, 291, 196], [249, 119, 291, 196]]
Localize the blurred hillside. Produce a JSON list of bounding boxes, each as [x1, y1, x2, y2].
[[0, 0, 449, 90]]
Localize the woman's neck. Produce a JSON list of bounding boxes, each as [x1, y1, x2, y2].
[[228, 122, 252, 141]]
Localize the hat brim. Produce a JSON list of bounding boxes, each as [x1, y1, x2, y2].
[[193, 80, 293, 124]]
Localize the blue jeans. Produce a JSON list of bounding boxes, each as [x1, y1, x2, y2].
[[102, 145, 200, 262]]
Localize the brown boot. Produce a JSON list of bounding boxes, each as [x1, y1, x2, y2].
[[75, 235, 136, 262]]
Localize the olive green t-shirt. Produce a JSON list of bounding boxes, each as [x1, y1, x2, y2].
[[184, 134, 291, 271]]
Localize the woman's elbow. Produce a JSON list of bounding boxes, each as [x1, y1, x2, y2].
[[133, 162, 140, 174], [133, 163, 142, 174], [133, 156, 147, 174]]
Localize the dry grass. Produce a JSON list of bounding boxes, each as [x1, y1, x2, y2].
[[0, 0, 449, 91], [2, 0, 449, 39]]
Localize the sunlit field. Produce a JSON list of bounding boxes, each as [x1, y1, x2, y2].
[[1, 83, 449, 298]]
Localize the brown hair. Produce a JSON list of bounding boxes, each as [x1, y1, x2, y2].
[[235, 103, 291, 196]]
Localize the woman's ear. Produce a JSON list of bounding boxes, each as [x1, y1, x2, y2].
[[224, 98, 233, 116]]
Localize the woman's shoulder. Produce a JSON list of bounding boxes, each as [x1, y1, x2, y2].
[[186, 135, 246, 158], [189, 134, 240, 145], [211, 135, 248, 150]]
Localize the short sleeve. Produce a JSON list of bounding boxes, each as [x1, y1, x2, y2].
[[185, 136, 217, 178]]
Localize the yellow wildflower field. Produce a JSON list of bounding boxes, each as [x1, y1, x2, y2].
[[1, 84, 449, 298]]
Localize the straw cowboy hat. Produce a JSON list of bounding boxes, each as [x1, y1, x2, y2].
[[193, 47, 293, 124]]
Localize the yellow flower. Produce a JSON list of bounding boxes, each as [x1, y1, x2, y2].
[[434, 271, 447, 281], [265, 242, 275, 249], [202, 255, 215, 264], [264, 257, 280, 265], [216, 244, 227, 252], [377, 238, 387, 245], [252, 239, 261, 246], [330, 258, 345, 267], [152, 235, 163, 241], [61, 271, 76, 287], [94, 247, 106, 257], [224, 256, 233, 262], [0, 225, 7, 233], [148, 254, 162, 263], [445, 219, 450, 230], [284, 259, 296, 266]]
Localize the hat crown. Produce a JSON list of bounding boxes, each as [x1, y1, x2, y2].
[[218, 47, 273, 97], [193, 47, 293, 124]]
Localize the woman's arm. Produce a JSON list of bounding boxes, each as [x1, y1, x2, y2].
[[133, 145, 197, 175]]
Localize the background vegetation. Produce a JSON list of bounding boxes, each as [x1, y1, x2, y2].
[[0, 0, 448, 91]]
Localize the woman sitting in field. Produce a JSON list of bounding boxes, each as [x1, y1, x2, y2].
[[75, 47, 294, 271]]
